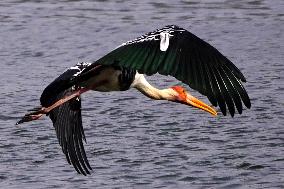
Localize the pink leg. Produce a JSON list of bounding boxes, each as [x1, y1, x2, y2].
[[16, 87, 90, 125], [42, 87, 89, 114]]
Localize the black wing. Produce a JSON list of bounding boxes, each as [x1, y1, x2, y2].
[[94, 25, 251, 116], [40, 62, 92, 175]]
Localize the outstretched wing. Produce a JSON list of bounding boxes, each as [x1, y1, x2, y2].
[[40, 62, 92, 175], [94, 25, 251, 116]]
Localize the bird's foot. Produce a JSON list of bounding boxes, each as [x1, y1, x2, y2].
[[16, 87, 91, 125], [16, 107, 46, 125]]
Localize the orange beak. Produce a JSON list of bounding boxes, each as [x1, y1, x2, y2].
[[185, 93, 217, 116]]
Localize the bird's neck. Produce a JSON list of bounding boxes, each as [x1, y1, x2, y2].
[[131, 73, 174, 100]]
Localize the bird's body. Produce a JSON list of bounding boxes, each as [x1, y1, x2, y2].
[[70, 64, 135, 92], [17, 25, 251, 175]]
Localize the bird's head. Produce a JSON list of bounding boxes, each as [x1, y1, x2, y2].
[[169, 86, 217, 116]]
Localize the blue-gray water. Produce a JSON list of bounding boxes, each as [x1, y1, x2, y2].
[[1, 0, 283, 188]]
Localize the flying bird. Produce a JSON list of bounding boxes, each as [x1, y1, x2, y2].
[[17, 25, 251, 175]]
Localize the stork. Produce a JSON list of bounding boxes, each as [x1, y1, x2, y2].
[[17, 25, 251, 175]]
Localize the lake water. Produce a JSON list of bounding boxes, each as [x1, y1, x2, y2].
[[0, 0, 283, 188]]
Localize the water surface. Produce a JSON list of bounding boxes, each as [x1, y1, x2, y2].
[[0, 0, 283, 188]]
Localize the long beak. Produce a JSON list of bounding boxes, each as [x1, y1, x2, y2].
[[185, 94, 217, 116]]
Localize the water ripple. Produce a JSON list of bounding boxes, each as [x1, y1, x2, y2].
[[1, 0, 283, 188]]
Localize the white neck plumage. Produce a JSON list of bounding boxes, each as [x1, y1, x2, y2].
[[130, 72, 218, 116], [130, 73, 175, 100]]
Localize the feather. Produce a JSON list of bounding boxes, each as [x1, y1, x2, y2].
[[95, 25, 250, 116], [40, 62, 92, 175]]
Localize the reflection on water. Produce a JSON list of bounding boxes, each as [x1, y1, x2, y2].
[[0, 0, 283, 188]]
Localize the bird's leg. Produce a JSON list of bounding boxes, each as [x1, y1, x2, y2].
[[16, 87, 90, 125], [42, 87, 89, 114]]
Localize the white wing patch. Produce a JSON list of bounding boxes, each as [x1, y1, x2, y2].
[[160, 32, 170, 51], [69, 62, 92, 77], [119, 25, 185, 49]]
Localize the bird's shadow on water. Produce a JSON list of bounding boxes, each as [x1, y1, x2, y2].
[[236, 162, 265, 170]]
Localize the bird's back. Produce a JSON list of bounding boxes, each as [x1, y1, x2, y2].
[[77, 65, 136, 92]]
